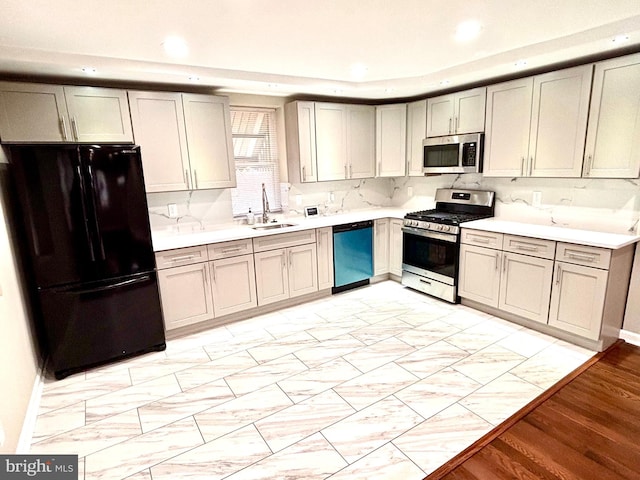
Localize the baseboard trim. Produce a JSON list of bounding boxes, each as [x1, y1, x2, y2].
[[619, 329, 640, 347], [16, 363, 44, 453]]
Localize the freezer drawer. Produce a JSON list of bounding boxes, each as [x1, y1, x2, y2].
[[38, 272, 166, 379]]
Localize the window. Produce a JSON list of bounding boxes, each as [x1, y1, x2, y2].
[[230, 107, 281, 216]]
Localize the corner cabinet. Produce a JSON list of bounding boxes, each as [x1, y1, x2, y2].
[[484, 65, 592, 178], [376, 104, 407, 177], [0, 82, 133, 143], [426, 87, 486, 137], [129, 91, 236, 192], [583, 53, 640, 178]]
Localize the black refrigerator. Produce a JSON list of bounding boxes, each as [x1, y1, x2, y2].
[[9, 144, 166, 379]]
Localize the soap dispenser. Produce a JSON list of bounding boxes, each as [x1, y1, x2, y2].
[[247, 208, 255, 225]]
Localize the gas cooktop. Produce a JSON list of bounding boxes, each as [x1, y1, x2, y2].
[[404, 209, 491, 226]]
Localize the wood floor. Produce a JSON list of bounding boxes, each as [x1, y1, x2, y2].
[[426, 340, 640, 480]]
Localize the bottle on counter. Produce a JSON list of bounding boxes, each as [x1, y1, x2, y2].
[[247, 208, 255, 225]]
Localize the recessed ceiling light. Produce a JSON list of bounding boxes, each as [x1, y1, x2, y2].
[[267, 84, 280, 89], [455, 20, 482, 42], [188, 76, 200, 82], [350, 63, 368, 80], [440, 80, 451, 86], [81, 66, 96, 74], [384, 87, 396, 94], [514, 59, 528, 69], [163, 36, 189, 58], [612, 34, 629, 44]]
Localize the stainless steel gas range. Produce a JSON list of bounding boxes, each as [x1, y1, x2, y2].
[[401, 188, 495, 303]]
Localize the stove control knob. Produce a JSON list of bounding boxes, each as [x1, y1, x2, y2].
[[441, 225, 450, 232], [424, 223, 430, 230]]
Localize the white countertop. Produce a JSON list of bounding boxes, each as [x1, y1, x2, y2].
[[151, 208, 408, 252], [461, 219, 640, 249]]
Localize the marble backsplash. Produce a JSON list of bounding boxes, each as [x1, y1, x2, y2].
[[147, 175, 640, 236]]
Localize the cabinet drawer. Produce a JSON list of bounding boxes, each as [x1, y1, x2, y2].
[[461, 229, 503, 249], [253, 229, 316, 252], [155, 245, 208, 269], [208, 238, 253, 260], [556, 243, 611, 269], [503, 234, 556, 260]]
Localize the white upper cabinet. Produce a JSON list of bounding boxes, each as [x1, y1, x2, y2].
[[285, 101, 317, 183], [315, 103, 375, 181], [584, 53, 640, 178], [528, 66, 592, 177], [0, 82, 133, 143], [406, 100, 427, 176], [129, 91, 236, 192], [376, 104, 407, 177], [426, 87, 486, 137], [484, 65, 592, 178], [129, 91, 190, 192], [182, 94, 236, 189]]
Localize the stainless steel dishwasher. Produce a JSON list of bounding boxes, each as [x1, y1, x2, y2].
[[332, 220, 374, 294]]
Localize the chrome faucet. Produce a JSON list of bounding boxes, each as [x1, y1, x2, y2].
[[261, 183, 270, 223]]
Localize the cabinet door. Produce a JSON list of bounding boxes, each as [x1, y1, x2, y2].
[[529, 66, 592, 178], [316, 103, 348, 181], [254, 249, 289, 306], [128, 91, 191, 192], [182, 94, 236, 189], [288, 243, 318, 299], [548, 262, 608, 340], [585, 53, 640, 178], [0, 82, 70, 142], [211, 254, 257, 317], [374, 219, 390, 275], [406, 100, 427, 176], [64, 86, 134, 143], [285, 101, 317, 183], [316, 227, 334, 290], [157, 263, 214, 330], [389, 219, 404, 276], [484, 78, 533, 177], [454, 87, 486, 134], [376, 104, 407, 177], [499, 252, 553, 324], [458, 244, 501, 307], [347, 105, 376, 179], [426, 94, 454, 137]]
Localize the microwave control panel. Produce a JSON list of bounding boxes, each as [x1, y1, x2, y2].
[[461, 142, 477, 166]]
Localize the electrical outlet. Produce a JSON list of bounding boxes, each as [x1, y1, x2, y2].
[[407, 186, 413, 197], [329, 192, 335, 202], [295, 194, 302, 206], [532, 191, 542, 207], [167, 203, 178, 218]]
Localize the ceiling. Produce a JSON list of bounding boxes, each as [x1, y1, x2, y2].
[[1, 0, 640, 100]]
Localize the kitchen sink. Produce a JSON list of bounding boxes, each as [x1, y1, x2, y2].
[[252, 223, 297, 230]]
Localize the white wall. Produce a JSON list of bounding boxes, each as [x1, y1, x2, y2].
[[0, 160, 40, 453]]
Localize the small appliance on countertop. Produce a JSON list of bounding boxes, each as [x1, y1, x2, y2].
[[401, 188, 495, 303]]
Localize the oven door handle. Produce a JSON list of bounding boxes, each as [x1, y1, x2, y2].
[[402, 226, 458, 243]]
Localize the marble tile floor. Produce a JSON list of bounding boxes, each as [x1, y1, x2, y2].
[[29, 281, 596, 480]]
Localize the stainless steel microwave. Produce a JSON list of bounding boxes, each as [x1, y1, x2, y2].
[[423, 133, 483, 174]]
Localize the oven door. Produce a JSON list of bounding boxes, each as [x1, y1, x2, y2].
[[401, 226, 458, 285]]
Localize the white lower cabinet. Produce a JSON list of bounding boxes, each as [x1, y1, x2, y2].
[[316, 227, 334, 290], [157, 262, 214, 330], [389, 219, 403, 276], [499, 252, 553, 324], [548, 262, 608, 340], [210, 254, 257, 317], [374, 219, 390, 276], [458, 244, 501, 307]]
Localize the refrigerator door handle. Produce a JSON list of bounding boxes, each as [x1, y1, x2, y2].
[[55, 275, 152, 294], [76, 164, 96, 262], [85, 161, 106, 260]]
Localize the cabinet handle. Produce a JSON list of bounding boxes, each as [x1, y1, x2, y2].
[[584, 154, 593, 177], [503, 254, 507, 273], [520, 157, 525, 176], [556, 264, 562, 285], [495, 253, 499, 271], [344, 164, 348, 179], [350, 164, 353, 178], [59, 117, 68, 141], [529, 157, 534, 176], [281, 251, 286, 270], [514, 242, 539, 252], [471, 235, 491, 244], [185, 170, 190, 189], [567, 252, 596, 262], [71, 116, 79, 141], [454, 116, 459, 133], [169, 254, 196, 262], [212, 265, 216, 283], [420, 278, 431, 285], [221, 247, 243, 254], [289, 250, 293, 266], [378, 162, 381, 176], [448, 118, 452, 134], [194, 170, 199, 189], [302, 165, 306, 182], [318, 233, 322, 247]]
